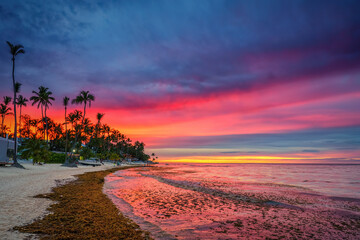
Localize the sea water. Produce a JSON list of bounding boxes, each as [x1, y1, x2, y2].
[[104, 163, 360, 239]]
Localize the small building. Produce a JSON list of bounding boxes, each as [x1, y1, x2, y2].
[[0, 137, 15, 163]]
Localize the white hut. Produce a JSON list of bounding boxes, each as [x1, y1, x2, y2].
[[0, 137, 14, 163]]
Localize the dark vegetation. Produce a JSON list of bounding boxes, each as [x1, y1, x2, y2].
[[14, 167, 152, 239], [1, 41, 158, 165]]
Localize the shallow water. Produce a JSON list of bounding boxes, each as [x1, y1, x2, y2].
[[104, 163, 360, 239]]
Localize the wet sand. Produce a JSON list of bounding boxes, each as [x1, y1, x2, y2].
[[105, 166, 360, 240]]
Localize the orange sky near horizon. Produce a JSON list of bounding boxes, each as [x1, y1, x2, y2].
[[2, 83, 360, 164], [1, 0, 359, 164]]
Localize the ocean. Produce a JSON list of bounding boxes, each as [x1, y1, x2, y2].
[[104, 163, 360, 239]]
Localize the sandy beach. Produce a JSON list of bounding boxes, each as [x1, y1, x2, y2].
[[0, 162, 117, 240]]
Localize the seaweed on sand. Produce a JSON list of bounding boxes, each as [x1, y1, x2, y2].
[[14, 167, 152, 240]]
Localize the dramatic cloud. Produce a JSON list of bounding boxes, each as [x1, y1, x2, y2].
[[0, 0, 359, 162]]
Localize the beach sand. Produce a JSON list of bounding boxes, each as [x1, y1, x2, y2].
[[0, 162, 116, 240]]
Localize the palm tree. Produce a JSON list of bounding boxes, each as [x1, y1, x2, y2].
[[17, 95, 28, 141], [30, 86, 55, 142], [72, 91, 95, 125], [96, 113, 104, 139], [6, 41, 25, 167], [66, 110, 82, 138], [63, 96, 70, 164], [66, 110, 82, 159], [0, 97, 13, 138], [82, 118, 93, 143], [29, 119, 37, 138]]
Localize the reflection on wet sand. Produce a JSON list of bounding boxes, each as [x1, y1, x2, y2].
[[104, 165, 360, 239]]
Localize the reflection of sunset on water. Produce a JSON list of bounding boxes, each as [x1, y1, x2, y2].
[[105, 165, 360, 239]]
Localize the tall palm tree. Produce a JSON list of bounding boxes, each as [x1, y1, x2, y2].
[[63, 96, 70, 164], [0, 97, 13, 138], [16, 95, 28, 141], [72, 90, 95, 125], [30, 86, 55, 142], [7, 41, 25, 167]]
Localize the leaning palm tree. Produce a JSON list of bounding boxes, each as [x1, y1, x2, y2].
[[63, 96, 70, 165], [16, 95, 28, 141], [72, 90, 95, 125], [7, 41, 25, 168], [0, 97, 13, 138], [30, 86, 55, 142]]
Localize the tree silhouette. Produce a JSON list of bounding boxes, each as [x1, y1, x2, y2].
[[30, 86, 55, 142], [96, 113, 104, 139], [63, 96, 70, 165], [6, 41, 25, 168], [72, 90, 95, 125], [0, 97, 13, 138], [17, 94, 28, 141]]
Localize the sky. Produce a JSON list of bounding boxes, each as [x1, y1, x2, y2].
[[0, 0, 359, 163]]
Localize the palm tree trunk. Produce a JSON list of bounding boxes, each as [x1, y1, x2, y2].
[[83, 103, 86, 123], [19, 105, 22, 141], [64, 106, 69, 164], [12, 58, 18, 164], [11, 58, 23, 168], [41, 105, 44, 140], [45, 105, 48, 142], [80, 102, 86, 145]]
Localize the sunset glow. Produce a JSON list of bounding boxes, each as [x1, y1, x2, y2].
[[0, 0, 359, 163]]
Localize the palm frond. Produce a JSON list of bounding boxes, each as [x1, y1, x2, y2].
[[63, 96, 70, 106], [15, 82, 22, 93], [16, 49, 25, 55], [6, 41, 14, 54], [6, 41, 13, 48], [3, 96, 12, 105]]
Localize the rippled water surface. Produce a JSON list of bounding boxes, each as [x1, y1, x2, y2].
[[104, 163, 360, 239]]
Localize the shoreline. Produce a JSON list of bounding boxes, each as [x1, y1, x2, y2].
[[104, 165, 360, 239], [2, 163, 359, 239], [0, 163, 146, 240]]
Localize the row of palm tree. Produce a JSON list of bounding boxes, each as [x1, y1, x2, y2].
[[3, 41, 155, 167], [2, 86, 154, 164]]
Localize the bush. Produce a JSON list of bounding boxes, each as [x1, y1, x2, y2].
[[109, 152, 120, 161], [19, 138, 50, 164], [47, 152, 66, 164], [80, 147, 94, 160]]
